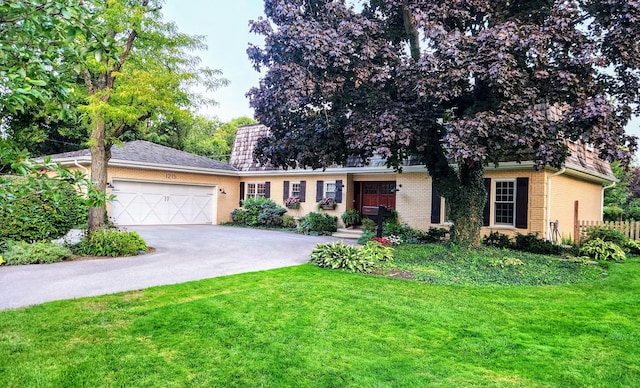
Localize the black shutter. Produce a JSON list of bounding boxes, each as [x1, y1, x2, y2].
[[316, 180, 324, 202], [239, 181, 245, 207], [299, 181, 306, 202], [265, 181, 271, 198], [515, 177, 529, 229], [283, 181, 289, 200], [335, 180, 343, 203], [483, 178, 491, 226], [431, 182, 441, 224]]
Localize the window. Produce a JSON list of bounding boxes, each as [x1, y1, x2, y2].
[[324, 181, 336, 199], [246, 183, 266, 199], [290, 182, 301, 198], [494, 180, 515, 225]]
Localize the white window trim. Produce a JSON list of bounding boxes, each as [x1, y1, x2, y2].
[[245, 182, 266, 199], [324, 181, 336, 199], [493, 179, 516, 227], [290, 181, 301, 198]]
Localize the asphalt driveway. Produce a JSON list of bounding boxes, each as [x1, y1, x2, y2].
[[0, 225, 343, 310]]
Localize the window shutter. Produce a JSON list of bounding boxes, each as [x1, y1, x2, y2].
[[482, 178, 491, 226], [431, 182, 441, 224], [299, 181, 306, 202], [239, 181, 245, 207], [335, 180, 343, 203], [515, 177, 529, 229], [316, 180, 324, 202], [265, 181, 271, 198], [283, 181, 289, 200]]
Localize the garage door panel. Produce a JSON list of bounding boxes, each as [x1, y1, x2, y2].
[[111, 181, 215, 226]]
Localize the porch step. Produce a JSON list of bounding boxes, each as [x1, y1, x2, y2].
[[332, 228, 364, 240]]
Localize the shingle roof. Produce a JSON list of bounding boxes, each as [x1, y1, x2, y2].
[[229, 124, 278, 171], [45, 140, 237, 172]]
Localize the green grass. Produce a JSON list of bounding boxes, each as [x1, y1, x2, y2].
[[1, 257, 639, 386]]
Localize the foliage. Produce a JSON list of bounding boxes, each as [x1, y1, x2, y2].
[[248, 0, 639, 247], [240, 197, 287, 227], [297, 212, 338, 235], [357, 230, 376, 245], [392, 244, 604, 286], [371, 237, 394, 247], [310, 240, 393, 273], [71, 229, 147, 257], [284, 196, 301, 209], [603, 162, 640, 221], [230, 208, 247, 224], [317, 197, 335, 210], [341, 209, 361, 227], [624, 240, 640, 255], [310, 241, 371, 272], [583, 226, 628, 247], [361, 218, 376, 232], [580, 239, 626, 262], [482, 231, 513, 249], [513, 233, 563, 255], [383, 223, 427, 244], [183, 116, 256, 161], [1, 241, 73, 265], [0, 176, 86, 244], [425, 227, 449, 243], [281, 215, 297, 229]]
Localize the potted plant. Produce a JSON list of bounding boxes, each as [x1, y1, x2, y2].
[[341, 209, 361, 228], [317, 197, 335, 210], [284, 197, 301, 209]]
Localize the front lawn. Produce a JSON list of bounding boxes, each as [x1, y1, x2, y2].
[[1, 254, 638, 386]]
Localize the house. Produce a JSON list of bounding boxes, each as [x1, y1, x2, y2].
[[45, 125, 615, 242]]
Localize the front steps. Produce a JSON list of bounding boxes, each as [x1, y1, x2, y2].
[[332, 227, 364, 240]]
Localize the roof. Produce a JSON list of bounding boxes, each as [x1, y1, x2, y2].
[[229, 124, 278, 171], [44, 140, 237, 172], [565, 141, 615, 180]]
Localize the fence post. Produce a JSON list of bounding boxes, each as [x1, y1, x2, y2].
[[574, 201, 580, 245]]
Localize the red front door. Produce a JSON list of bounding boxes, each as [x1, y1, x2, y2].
[[360, 181, 396, 209]]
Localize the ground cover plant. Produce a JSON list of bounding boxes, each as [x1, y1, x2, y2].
[[1, 258, 638, 387]]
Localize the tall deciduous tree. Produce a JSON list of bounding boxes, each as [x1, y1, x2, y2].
[[79, 0, 228, 231], [248, 0, 639, 247]]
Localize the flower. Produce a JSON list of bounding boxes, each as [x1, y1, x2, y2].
[[318, 197, 335, 205], [284, 197, 301, 209], [370, 237, 393, 246]]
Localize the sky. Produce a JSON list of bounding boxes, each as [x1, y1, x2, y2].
[[161, 1, 640, 139]]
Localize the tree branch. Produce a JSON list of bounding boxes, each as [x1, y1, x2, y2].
[[402, 3, 421, 62]]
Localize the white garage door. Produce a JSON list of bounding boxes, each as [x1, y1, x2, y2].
[[110, 180, 216, 225]]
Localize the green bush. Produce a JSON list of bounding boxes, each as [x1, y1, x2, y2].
[[383, 223, 427, 244], [513, 233, 562, 255], [297, 212, 338, 235], [360, 241, 394, 263], [341, 209, 361, 227], [72, 229, 147, 257], [357, 230, 376, 245], [624, 240, 640, 255], [426, 227, 449, 243], [483, 231, 512, 249], [0, 176, 87, 244], [230, 208, 246, 224], [580, 238, 626, 261], [361, 218, 376, 232], [2, 241, 73, 265], [282, 215, 297, 229], [583, 227, 628, 247], [240, 197, 286, 227]]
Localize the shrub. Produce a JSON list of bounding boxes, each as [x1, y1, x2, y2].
[[282, 215, 297, 229], [580, 238, 626, 261], [361, 241, 394, 263], [2, 241, 72, 265], [425, 227, 449, 243], [384, 223, 426, 244], [358, 230, 376, 244], [361, 218, 376, 232], [72, 229, 147, 257], [341, 209, 361, 227], [583, 226, 628, 247], [297, 212, 338, 235], [624, 240, 640, 255], [241, 197, 287, 227], [513, 233, 562, 255], [0, 176, 87, 244], [231, 208, 247, 224], [483, 231, 512, 249]]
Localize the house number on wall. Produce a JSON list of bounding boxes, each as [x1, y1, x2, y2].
[[166, 173, 177, 179]]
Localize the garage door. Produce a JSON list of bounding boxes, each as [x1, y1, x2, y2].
[[110, 180, 216, 225]]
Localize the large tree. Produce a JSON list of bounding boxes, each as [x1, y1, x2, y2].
[[78, 0, 227, 231], [248, 0, 639, 247]]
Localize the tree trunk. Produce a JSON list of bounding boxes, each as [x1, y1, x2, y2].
[[445, 164, 486, 248], [88, 119, 108, 232]]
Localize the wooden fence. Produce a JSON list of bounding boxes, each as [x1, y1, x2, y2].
[[576, 220, 640, 244]]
